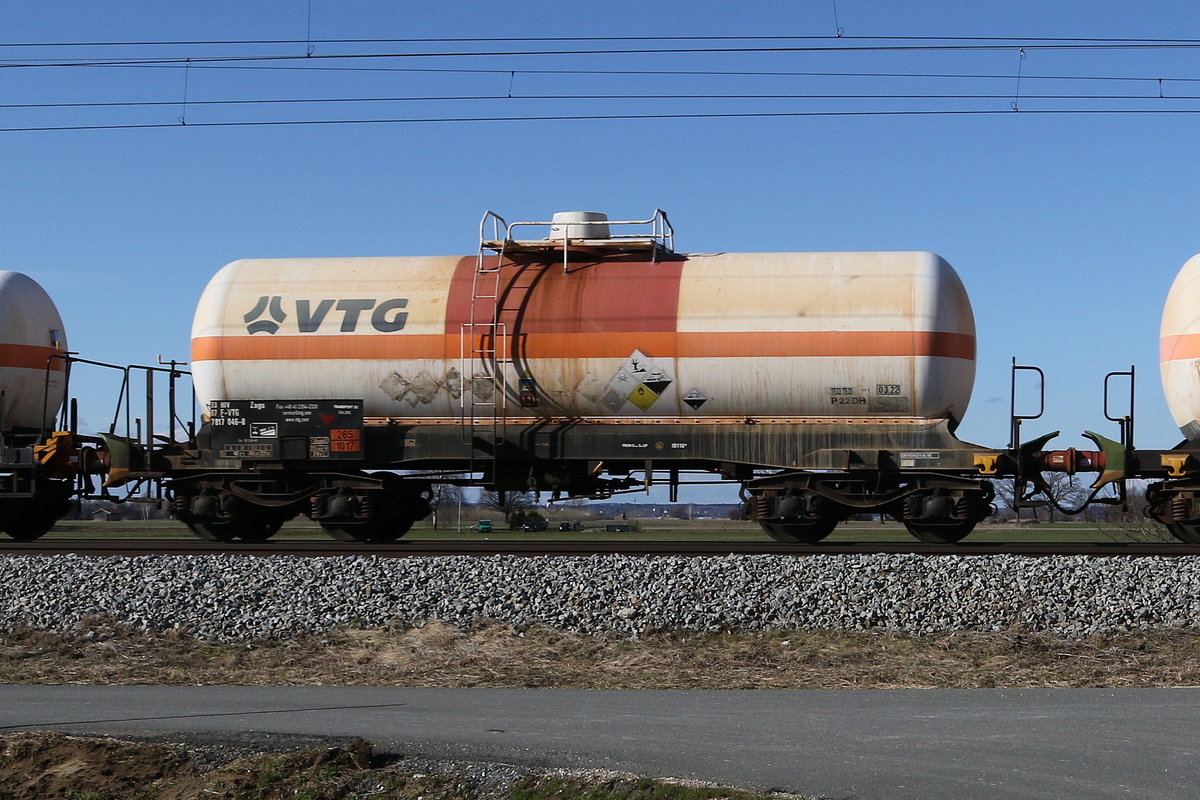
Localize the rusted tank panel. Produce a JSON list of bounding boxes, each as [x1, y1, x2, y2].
[[0, 271, 67, 430], [1160, 253, 1200, 438], [191, 251, 976, 424]]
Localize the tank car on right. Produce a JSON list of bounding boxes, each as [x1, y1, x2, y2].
[[1031, 251, 1200, 544], [1145, 254, 1200, 541]]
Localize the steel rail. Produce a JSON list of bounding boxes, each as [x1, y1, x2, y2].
[[2, 539, 1199, 558]]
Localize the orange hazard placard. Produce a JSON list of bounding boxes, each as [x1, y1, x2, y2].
[[331, 440, 360, 452], [331, 429, 360, 441]]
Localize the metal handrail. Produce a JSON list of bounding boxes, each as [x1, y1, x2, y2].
[[477, 210, 508, 272], [479, 209, 675, 253]]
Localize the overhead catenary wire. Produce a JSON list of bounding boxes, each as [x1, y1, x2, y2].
[[8, 39, 1200, 71], [5, 33, 1200, 133], [8, 107, 1200, 134], [18, 61, 1200, 86], [4, 34, 1200, 47], [6, 92, 1200, 112]]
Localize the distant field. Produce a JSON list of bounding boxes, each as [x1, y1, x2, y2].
[[41, 517, 1166, 543]]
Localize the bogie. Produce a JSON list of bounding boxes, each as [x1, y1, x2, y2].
[[169, 473, 432, 543]]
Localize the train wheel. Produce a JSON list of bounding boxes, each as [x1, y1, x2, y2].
[[320, 515, 414, 544], [760, 519, 837, 544], [1, 491, 73, 541], [1166, 522, 1200, 544], [4, 513, 58, 542], [185, 514, 285, 543], [233, 515, 286, 542], [903, 520, 975, 544], [185, 520, 236, 542]]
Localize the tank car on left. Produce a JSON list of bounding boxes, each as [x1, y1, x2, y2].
[[0, 271, 80, 538]]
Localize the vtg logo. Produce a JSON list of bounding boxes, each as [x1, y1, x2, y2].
[[243, 296, 409, 335]]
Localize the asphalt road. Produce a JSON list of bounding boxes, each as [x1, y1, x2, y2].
[[3, 686, 1196, 799]]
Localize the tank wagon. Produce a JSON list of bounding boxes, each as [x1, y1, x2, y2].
[[0, 271, 77, 538], [0, 270, 192, 540], [150, 210, 1020, 544], [1141, 254, 1200, 542]]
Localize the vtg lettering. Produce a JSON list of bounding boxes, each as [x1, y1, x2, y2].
[[244, 296, 409, 335]]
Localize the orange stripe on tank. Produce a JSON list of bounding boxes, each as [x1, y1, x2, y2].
[[0, 344, 66, 371], [1160, 334, 1200, 362], [193, 334, 453, 361], [192, 330, 975, 362], [677, 331, 974, 359]]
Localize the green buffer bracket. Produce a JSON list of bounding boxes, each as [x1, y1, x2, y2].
[[1082, 430, 1128, 490], [98, 433, 146, 488], [1014, 431, 1061, 508]]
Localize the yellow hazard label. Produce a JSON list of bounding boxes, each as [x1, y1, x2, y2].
[[626, 383, 659, 411]]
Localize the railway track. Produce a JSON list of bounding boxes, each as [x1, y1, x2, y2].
[[2, 538, 1199, 557]]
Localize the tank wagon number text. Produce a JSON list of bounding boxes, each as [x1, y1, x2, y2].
[[829, 387, 865, 405], [829, 385, 903, 405]]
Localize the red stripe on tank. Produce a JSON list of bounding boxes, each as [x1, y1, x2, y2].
[[0, 344, 66, 371], [444, 255, 685, 335]]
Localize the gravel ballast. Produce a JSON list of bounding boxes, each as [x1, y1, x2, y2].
[[1, 553, 1196, 641]]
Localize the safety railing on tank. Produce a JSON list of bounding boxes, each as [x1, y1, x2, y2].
[[478, 208, 676, 269], [477, 210, 509, 273]]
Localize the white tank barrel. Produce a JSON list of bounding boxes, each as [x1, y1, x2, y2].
[[0, 271, 67, 430], [1161, 253, 1200, 438], [191, 251, 976, 426]]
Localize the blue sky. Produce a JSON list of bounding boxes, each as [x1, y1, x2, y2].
[[1, 1, 1198, 502]]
